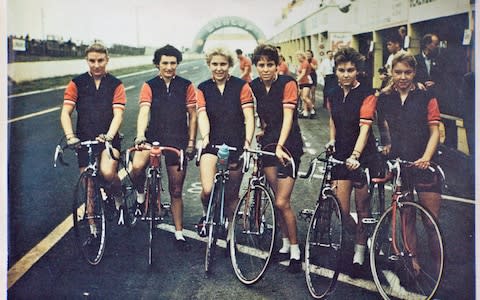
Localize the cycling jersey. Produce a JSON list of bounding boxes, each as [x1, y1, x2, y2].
[[139, 75, 196, 150], [376, 88, 441, 161]]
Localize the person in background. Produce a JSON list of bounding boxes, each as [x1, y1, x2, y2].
[[306, 49, 319, 117], [325, 47, 378, 277], [319, 50, 335, 109], [295, 50, 314, 118], [129, 45, 197, 251], [278, 54, 291, 77], [60, 43, 126, 227], [250, 44, 304, 273], [196, 48, 255, 247], [236, 48, 253, 82]]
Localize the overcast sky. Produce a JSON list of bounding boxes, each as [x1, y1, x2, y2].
[[7, 0, 291, 48]]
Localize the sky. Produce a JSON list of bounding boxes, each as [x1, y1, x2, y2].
[[7, 0, 291, 51]]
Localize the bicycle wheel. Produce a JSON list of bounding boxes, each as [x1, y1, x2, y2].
[[121, 173, 138, 228], [370, 201, 444, 299], [230, 183, 276, 285], [205, 182, 221, 273], [305, 194, 343, 299], [146, 175, 158, 266], [72, 171, 106, 265]]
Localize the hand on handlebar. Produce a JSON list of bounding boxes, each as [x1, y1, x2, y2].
[[325, 140, 335, 153], [275, 145, 291, 166], [134, 135, 147, 146], [413, 157, 431, 170], [346, 156, 361, 170], [96, 133, 113, 143], [66, 136, 81, 149], [185, 145, 196, 161]]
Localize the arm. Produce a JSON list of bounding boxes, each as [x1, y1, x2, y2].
[[60, 104, 76, 138], [187, 106, 197, 147], [297, 67, 307, 83], [105, 107, 124, 139], [136, 105, 150, 138], [275, 108, 294, 164], [241, 64, 251, 80], [197, 110, 210, 148], [243, 107, 255, 149], [414, 124, 440, 169]]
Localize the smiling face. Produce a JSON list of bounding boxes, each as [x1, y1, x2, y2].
[[255, 57, 277, 82], [208, 54, 230, 82], [158, 55, 178, 80], [86, 51, 109, 79], [335, 61, 358, 88], [392, 61, 415, 91]]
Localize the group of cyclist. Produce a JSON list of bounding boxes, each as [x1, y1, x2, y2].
[[60, 41, 442, 276]]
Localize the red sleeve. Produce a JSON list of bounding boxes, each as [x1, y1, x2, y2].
[[196, 88, 206, 112], [113, 84, 126, 110], [282, 81, 298, 110], [139, 83, 152, 107], [359, 94, 377, 126], [63, 81, 78, 106], [186, 83, 197, 108], [240, 83, 254, 109], [427, 98, 441, 124]]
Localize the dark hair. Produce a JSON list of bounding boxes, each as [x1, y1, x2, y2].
[[235, 49, 243, 55], [252, 44, 279, 65], [385, 33, 403, 45], [276, 46, 281, 51], [153, 44, 182, 65], [334, 47, 365, 70], [420, 33, 438, 50], [306, 49, 314, 56]]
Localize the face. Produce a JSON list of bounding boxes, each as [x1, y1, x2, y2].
[[296, 53, 304, 62], [306, 51, 313, 59], [335, 61, 358, 88], [158, 55, 178, 79], [386, 41, 400, 54], [255, 57, 277, 82], [426, 35, 440, 57], [392, 61, 415, 90], [209, 55, 230, 81], [327, 51, 333, 59], [86, 52, 108, 78]]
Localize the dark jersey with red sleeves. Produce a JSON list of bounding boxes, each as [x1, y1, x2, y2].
[[250, 75, 304, 157], [197, 76, 253, 150], [327, 83, 377, 161], [377, 88, 441, 161], [64, 72, 126, 141], [141, 76, 196, 149]]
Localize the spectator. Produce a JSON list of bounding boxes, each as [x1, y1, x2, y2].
[[295, 50, 314, 118], [278, 54, 291, 76], [306, 49, 319, 117], [235, 48, 253, 82], [319, 50, 336, 109]]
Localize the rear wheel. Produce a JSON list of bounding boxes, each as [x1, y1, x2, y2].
[[72, 171, 106, 265], [305, 194, 343, 298], [370, 201, 444, 299], [231, 184, 276, 285]]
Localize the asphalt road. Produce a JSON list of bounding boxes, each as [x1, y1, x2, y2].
[[7, 60, 475, 299]]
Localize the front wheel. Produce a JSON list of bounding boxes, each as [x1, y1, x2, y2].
[[72, 171, 106, 265], [205, 182, 221, 273], [305, 194, 343, 299], [230, 183, 276, 285], [370, 201, 444, 299]]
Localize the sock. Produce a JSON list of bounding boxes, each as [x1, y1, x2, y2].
[[279, 238, 291, 253], [175, 230, 185, 241], [290, 244, 300, 260], [90, 224, 97, 237], [353, 244, 366, 265], [303, 110, 309, 117], [137, 192, 145, 204]]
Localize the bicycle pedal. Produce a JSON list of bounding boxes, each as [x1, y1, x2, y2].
[[361, 217, 377, 224], [299, 209, 314, 219], [162, 202, 171, 210]]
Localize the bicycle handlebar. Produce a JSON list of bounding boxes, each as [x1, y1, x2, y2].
[[53, 139, 115, 168], [126, 143, 184, 171], [241, 147, 296, 178], [300, 153, 344, 181]]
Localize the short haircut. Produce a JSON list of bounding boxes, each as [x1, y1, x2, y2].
[[206, 47, 234, 67], [306, 49, 314, 56], [385, 33, 403, 45], [420, 33, 439, 50], [334, 47, 365, 70], [295, 50, 306, 59], [276, 46, 281, 51], [85, 43, 108, 56], [391, 52, 417, 71], [235, 49, 243, 55], [326, 50, 333, 55], [252, 44, 279, 65], [153, 44, 182, 65]]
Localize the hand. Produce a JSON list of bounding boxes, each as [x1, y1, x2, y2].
[[413, 158, 430, 170], [201, 135, 209, 149], [67, 136, 80, 149], [346, 156, 360, 170], [424, 81, 435, 88], [325, 140, 335, 153], [185, 145, 196, 161], [416, 82, 427, 91], [380, 144, 391, 156], [96, 133, 113, 143], [275, 145, 290, 166], [134, 135, 147, 146]]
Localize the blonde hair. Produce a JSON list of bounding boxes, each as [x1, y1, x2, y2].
[[205, 47, 234, 67], [85, 43, 108, 56], [391, 52, 417, 70]]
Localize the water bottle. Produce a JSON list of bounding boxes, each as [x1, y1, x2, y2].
[[217, 144, 230, 171]]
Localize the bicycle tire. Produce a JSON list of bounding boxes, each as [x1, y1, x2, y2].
[[121, 173, 138, 228], [205, 181, 222, 273], [305, 193, 343, 299], [146, 174, 158, 266], [230, 183, 276, 285], [72, 171, 106, 265], [370, 201, 444, 299]]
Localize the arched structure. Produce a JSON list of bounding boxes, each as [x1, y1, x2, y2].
[[191, 16, 266, 53]]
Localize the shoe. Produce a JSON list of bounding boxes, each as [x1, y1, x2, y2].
[[287, 258, 302, 273], [225, 240, 231, 258], [196, 216, 208, 237], [104, 197, 116, 222], [351, 262, 366, 278], [134, 201, 145, 217], [272, 251, 290, 262], [174, 239, 191, 252]]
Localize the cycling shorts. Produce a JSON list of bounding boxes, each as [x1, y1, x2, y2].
[[77, 139, 121, 168], [201, 145, 243, 170], [261, 155, 301, 179], [401, 167, 443, 193]]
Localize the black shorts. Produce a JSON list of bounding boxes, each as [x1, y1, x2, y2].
[[401, 167, 443, 193], [76, 139, 121, 168], [261, 155, 301, 179], [163, 151, 186, 167], [331, 165, 367, 188], [201, 145, 243, 170], [310, 72, 318, 86]]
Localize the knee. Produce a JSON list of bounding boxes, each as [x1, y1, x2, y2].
[[170, 186, 183, 199], [275, 197, 291, 211]]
